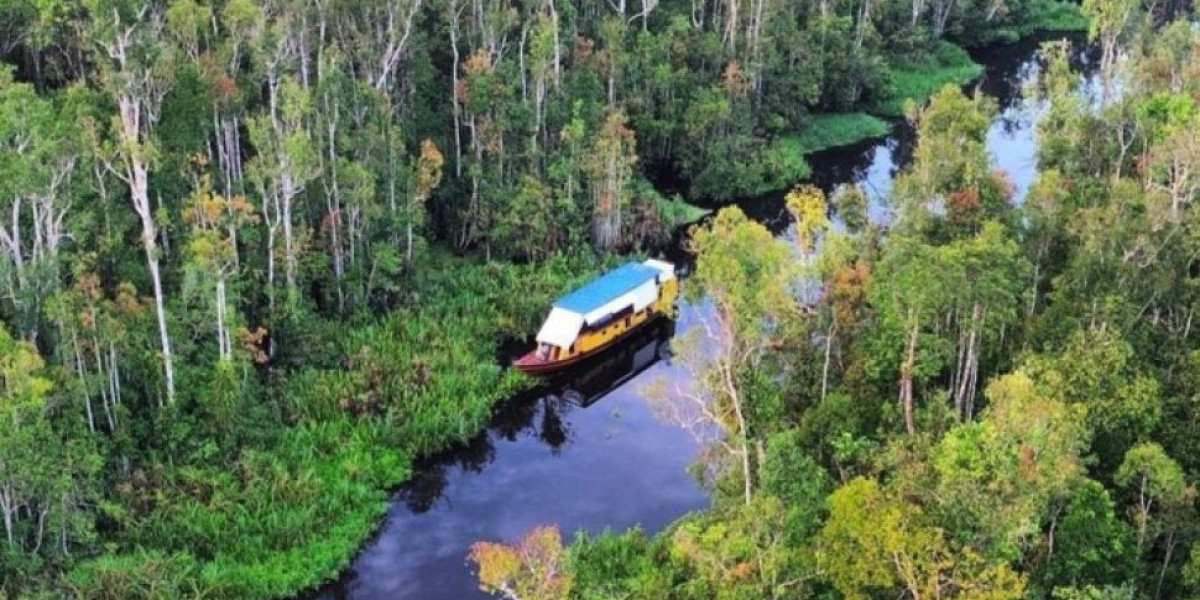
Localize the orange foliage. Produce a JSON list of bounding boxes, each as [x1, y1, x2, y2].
[[238, 326, 270, 365], [573, 36, 595, 62], [722, 61, 750, 100], [414, 139, 445, 201], [114, 282, 144, 318], [829, 261, 871, 329], [948, 188, 982, 225], [994, 168, 1017, 202], [469, 526, 572, 600], [463, 50, 493, 76], [727, 561, 755, 581]]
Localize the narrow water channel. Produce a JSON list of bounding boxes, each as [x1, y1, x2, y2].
[[312, 33, 1097, 600]]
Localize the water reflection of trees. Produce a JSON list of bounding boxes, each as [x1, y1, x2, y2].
[[396, 319, 674, 513]]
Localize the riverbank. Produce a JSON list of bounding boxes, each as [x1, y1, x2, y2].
[[755, 1, 1087, 198], [760, 113, 891, 193], [964, 0, 1091, 46], [871, 40, 986, 117], [64, 254, 614, 599], [756, 42, 988, 196]]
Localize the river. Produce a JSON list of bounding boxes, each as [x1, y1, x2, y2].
[[311, 33, 1097, 600]]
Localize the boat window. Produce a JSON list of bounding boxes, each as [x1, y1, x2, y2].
[[624, 316, 631, 327], [569, 343, 576, 355]]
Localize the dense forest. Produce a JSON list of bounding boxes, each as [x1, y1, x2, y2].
[[470, 9, 1200, 600], [0, 0, 1194, 597]]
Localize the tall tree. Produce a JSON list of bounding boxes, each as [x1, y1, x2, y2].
[[587, 108, 637, 250], [87, 0, 177, 405], [651, 206, 799, 504], [0, 66, 81, 339]]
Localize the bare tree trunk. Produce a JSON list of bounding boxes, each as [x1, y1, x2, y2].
[[1158, 531, 1177, 600], [450, 0, 464, 178], [0, 486, 14, 549], [100, 7, 175, 404], [70, 332, 96, 433], [900, 315, 918, 435], [953, 304, 980, 420], [374, 0, 425, 90], [821, 320, 836, 401], [121, 96, 176, 405], [722, 358, 754, 505], [724, 0, 739, 53], [216, 277, 230, 360], [144, 247, 174, 405]]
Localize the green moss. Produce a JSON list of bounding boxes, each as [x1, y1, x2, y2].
[[872, 41, 984, 118]]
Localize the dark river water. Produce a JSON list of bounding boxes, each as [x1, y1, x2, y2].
[[311, 34, 1097, 600]]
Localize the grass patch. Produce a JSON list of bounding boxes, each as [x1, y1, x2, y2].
[[660, 196, 712, 226], [67, 419, 412, 599], [754, 113, 890, 195], [786, 113, 891, 155], [633, 178, 710, 228], [871, 41, 984, 118], [1020, 0, 1089, 35], [968, 0, 1089, 45]]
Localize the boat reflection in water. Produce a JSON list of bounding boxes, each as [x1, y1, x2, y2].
[[543, 317, 675, 408], [311, 315, 703, 600]]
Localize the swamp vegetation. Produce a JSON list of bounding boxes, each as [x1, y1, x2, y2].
[[0, 0, 1192, 598]]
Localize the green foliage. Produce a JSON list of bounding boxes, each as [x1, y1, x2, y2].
[[1019, 0, 1090, 35], [757, 140, 815, 196], [760, 430, 833, 539], [1027, 329, 1163, 478], [932, 371, 1087, 561], [784, 113, 891, 156], [56, 252, 607, 599], [670, 496, 811, 600], [64, 550, 213, 600], [1115, 443, 1188, 513], [1051, 585, 1140, 600], [893, 84, 1009, 240], [569, 529, 680, 599], [965, 1, 1090, 46], [868, 222, 1030, 430], [1035, 480, 1136, 592], [756, 114, 890, 195], [0, 324, 102, 587], [872, 42, 985, 118], [686, 207, 800, 342], [70, 419, 408, 600]]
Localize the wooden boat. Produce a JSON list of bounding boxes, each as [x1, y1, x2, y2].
[[514, 259, 679, 374]]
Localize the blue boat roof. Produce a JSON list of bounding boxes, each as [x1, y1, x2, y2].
[[555, 262, 659, 314]]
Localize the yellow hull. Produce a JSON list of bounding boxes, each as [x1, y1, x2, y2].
[[572, 277, 679, 356], [515, 278, 678, 373]]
